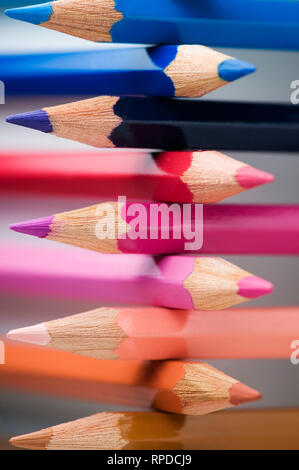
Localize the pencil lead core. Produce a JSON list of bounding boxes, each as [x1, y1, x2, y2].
[[10, 428, 52, 450], [6, 110, 53, 133], [7, 324, 50, 346], [5, 3, 53, 25], [238, 276, 274, 299], [218, 58, 256, 82], [236, 166, 275, 189], [229, 382, 262, 405], [10, 215, 53, 238]]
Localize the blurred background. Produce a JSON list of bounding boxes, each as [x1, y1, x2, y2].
[[0, 2, 299, 450]]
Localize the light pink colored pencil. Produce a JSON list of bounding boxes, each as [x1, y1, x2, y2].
[[0, 245, 273, 310]]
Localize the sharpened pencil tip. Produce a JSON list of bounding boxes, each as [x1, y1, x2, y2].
[[7, 324, 50, 346], [229, 382, 262, 406], [6, 109, 53, 133], [238, 276, 274, 299], [236, 165, 275, 189], [10, 215, 54, 238], [5, 3, 53, 25], [218, 58, 256, 82], [10, 427, 52, 450]]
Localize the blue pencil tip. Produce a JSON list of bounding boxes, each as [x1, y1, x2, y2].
[[218, 59, 256, 82], [5, 3, 53, 25], [6, 110, 53, 133]]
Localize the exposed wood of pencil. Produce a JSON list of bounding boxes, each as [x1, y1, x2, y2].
[[11, 203, 298, 256], [7, 306, 299, 360], [10, 409, 299, 450], [42, 0, 124, 42], [0, 151, 273, 203], [0, 245, 273, 310], [0, 340, 260, 414], [6, 96, 299, 151]]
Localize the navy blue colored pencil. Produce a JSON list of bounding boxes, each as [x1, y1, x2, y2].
[[0, 46, 255, 97], [5, 0, 299, 50], [6, 96, 299, 151]]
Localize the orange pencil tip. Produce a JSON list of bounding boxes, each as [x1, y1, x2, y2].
[[229, 382, 262, 406], [10, 428, 52, 450]]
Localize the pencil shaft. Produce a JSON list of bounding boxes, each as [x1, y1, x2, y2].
[[0, 246, 192, 307], [202, 205, 299, 255], [107, 98, 299, 151], [6, 0, 299, 49]]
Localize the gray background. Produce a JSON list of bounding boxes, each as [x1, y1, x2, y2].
[[0, 6, 299, 449]]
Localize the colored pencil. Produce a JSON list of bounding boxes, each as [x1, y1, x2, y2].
[[0, 47, 255, 97], [0, 245, 273, 309], [0, 341, 261, 415], [7, 306, 299, 360], [10, 409, 299, 450], [5, 0, 299, 50], [7, 96, 299, 151], [11, 204, 299, 256], [0, 150, 274, 203]]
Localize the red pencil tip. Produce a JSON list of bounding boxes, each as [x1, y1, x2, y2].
[[236, 166, 275, 189], [229, 382, 262, 406], [238, 276, 274, 299], [10, 215, 54, 238]]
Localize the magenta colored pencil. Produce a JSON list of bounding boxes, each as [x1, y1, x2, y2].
[[0, 245, 272, 310], [10, 204, 299, 255]]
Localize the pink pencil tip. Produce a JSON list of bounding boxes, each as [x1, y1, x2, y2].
[[229, 382, 262, 406], [236, 166, 275, 189], [238, 276, 274, 299], [7, 324, 50, 346], [10, 215, 54, 238]]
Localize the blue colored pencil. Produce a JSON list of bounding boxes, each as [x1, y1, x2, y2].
[[5, 0, 299, 50], [0, 46, 255, 96]]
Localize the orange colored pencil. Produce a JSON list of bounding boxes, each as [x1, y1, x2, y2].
[[10, 409, 299, 450], [1, 340, 260, 415]]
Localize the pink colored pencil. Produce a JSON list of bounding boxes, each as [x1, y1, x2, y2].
[[10, 204, 299, 255], [0, 245, 273, 310]]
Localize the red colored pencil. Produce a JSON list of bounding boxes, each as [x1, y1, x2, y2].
[[0, 150, 273, 203]]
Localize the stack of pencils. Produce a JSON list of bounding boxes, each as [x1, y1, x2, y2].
[[2, 0, 299, 451]]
